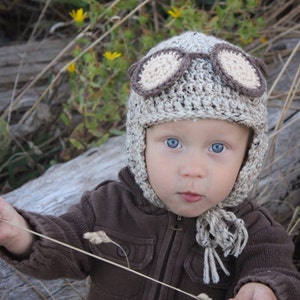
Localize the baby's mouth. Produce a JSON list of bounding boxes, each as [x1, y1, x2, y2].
[[178, 192, 203, 203]]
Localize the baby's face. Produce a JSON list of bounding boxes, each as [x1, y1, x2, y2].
[[145, 119, 250, 217]]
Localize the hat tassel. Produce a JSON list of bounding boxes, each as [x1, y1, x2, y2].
[[203, 247, 230, 284]]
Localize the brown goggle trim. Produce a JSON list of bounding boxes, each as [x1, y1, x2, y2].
[[129, 43, 266, 99]]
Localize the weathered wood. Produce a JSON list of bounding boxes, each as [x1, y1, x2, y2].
[[4, 135, 127, 213], [0, 263, 88, 300], [1, 135, 127, 299], [0, 38, 70, 86], [0, 37, 71, 139], [256, 38, 300, 224]]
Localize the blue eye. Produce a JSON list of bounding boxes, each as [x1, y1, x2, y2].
[[210, 143, 225, 153], [165, 138, 181, 149]]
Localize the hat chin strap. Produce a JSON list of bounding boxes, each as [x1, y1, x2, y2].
[[196, 208, 249, 284], [137, 167, 249, 284]]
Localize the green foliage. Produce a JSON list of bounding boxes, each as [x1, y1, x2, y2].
[[0, 117, 11, 166], [62, 0, 265, 155], [213, 0, 264, 44], [1, 0, 267, 191], [62, 39, 130, 154], [164, 0, 264, 44]]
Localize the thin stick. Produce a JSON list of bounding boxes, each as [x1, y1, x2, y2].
[[286, 206, 300, 235], [9, 0, 152, 135], [14, 269, 50, 300], [7, 0, 123, 117], [267, 41, 300, 97], [0, 217, 208, 300], [8, 0, 53, 125]]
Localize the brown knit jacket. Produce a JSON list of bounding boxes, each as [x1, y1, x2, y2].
[[1, 167, 299, 299]]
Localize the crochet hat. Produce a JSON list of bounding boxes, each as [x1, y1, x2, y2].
[[126, 31, 268, 284]]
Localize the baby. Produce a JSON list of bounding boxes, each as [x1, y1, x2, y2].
[[0, 31, 299, 300]]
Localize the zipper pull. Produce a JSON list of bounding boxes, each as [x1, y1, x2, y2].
[[171, 215, 183, 231]]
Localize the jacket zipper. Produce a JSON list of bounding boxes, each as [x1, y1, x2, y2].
[[154, 215, 183, 298], [171, 215, 183, 231]]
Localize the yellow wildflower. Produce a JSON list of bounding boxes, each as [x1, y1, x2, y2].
[[260, 36, 267, 44], [67, 62, 76, 73], [240, 36, 253, 45], [69, 8, 88, 23], [168, 7, 182, 18], [103, 51, 122, 61]]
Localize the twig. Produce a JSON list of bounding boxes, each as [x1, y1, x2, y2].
[[265, 41, 300, 163], [287, 206, 300, 236], [14, 270, 50, 300], [60, 279, 85, 299], [0, 217, 211, 300], [83, 231, 130, 269], [267, 40, 300, 97], [151, 0, 159, 32], [8, 0, 152, 137], [8, 0, 52, 124], [250, 23, 300, 54]]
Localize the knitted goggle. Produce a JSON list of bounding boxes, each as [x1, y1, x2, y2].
[[128, 43, 266, 100]]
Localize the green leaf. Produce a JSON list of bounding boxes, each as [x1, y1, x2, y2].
[[70, 138, 85, 150], [0, 117, 11, 165]]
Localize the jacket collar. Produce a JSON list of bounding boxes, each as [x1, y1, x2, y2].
[[118, 166, 167, 215]]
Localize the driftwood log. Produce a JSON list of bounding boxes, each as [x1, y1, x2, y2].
[[0, 38, 71, 140], [1, 136, 127, 299], [0, 38, 70, 86], [0, 37, 299, 299]]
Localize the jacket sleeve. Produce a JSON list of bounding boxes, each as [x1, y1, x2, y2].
[[232, 200, 300, 299], [0, 191, 97, 280]]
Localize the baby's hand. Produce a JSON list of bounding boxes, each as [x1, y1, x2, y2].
[[229, 282, 277, 300], [0, 196, 34, 256]]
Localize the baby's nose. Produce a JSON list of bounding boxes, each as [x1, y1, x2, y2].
[[180, 154, 206, 178]]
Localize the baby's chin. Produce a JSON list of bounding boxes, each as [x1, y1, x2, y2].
[[166, 206, 208, 218]]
